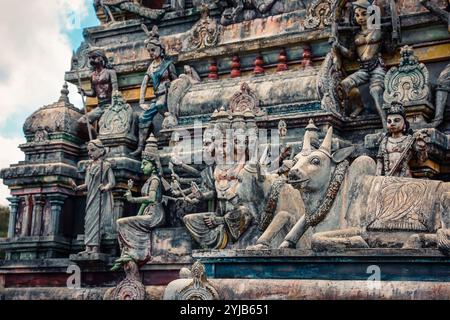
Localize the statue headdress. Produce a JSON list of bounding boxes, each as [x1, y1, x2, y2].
[[87, 47, 113, 69], [142, 134, 162, 175], [385, 101, 406, 118], [142, 24, 165, 56], [352, 0, 372, 10]]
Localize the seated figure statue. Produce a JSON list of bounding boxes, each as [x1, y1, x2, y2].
[[111, 134, 165, 277], [182, 130, 253, 249]]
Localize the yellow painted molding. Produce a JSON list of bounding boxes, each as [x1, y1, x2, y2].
[[86, 87, 155, 107]]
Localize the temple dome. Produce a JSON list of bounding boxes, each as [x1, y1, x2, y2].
[[23, 83, 84, 141]]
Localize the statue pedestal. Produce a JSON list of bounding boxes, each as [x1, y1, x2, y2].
[[69, 252, 110, 265], [162, 249, 450, 300], [404, 101, 435, 129], [97, 134, 138, 158], [193, 249, 450, 282]]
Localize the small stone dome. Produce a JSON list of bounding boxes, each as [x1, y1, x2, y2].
[[23, 83, 84, 141]]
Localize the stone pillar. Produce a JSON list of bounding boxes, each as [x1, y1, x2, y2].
[[112, 196, 125, 234], [47, 195, 67, 237], [20, 195, 33, 237], [7, 197, 19, 238], [31, 194, 45, 236]]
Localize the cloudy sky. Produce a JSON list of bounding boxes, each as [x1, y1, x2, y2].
[[0, 0, 98, 205]]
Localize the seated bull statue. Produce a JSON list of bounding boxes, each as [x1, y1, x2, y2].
[[236, 161, 305, 250], [281, 127, 450, 255]]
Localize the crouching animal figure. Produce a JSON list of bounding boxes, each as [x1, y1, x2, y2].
[[236, 162, 305, 250], [281, 127, 450, 255]]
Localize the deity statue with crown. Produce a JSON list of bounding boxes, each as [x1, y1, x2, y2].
[[376, 101, 429, 177], [111, 134, 165, 278], [182, 107, 255, 249], [131, 25, 178, 157]]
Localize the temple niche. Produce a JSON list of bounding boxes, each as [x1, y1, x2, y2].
[[1, 0, 450, 301]]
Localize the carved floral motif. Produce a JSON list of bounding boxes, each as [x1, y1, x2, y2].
[[184, 6, 221, 51], [384, 45, 430, 105], [176, 261, 219, 300], [304, 0, 333, 29]]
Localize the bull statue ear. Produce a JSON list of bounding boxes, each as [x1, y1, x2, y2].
[[331, 146, 355, 164]]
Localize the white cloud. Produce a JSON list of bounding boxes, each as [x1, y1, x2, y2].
[[0, 0, 89, 205]]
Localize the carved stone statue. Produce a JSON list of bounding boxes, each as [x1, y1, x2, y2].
[[170, 125, 216, 205], [383, 45, 431, 106], [164, 65, 201, 129], [98, 90, 134, 136], [376, 102, 428, 177], [237, 162, 305, 250], [184, 5, 221, 51], [304, 0, 333, 30], [94, 0, 166, 23], [71, 139, 116, 255], [331, 0, 387, 128], [420, 0, 450, 127], [164, 260, 220, 300], [78, 48, 118, 127], [280, 127, 450, 254], [131, 25, 178, 157], [182, 110, 253, 249], [111, 135, 165, 274]]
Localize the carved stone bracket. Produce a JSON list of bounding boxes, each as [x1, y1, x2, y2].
[[176, 260, 219, 300], [316, 49, 346, 116], [98, 91, 134, 137], [384, 45, 433, 126], [384, 45, 430, 105], [183, 6, 221, 52], [228, 83, 265, 116], [304, 0, 333, 29], [105, 260, 146, 300]]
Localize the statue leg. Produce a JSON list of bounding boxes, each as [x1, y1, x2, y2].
[[431, 90, 449, 128], [130, 104, 158, 157], [279, 215, 308, 249], [432, 64, 450, 127], [341, 70, 369, 119], [310, 227, 368, 252], [369, 67, 387, 130], [247, 210, 294, 250]]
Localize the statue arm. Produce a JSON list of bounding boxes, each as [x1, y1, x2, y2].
[[102, 166, 116, 191], [83, 81, 96, 97], [110, 69, 119, 92], [200, 190, 215, 200], [175, 163, 201, 176], [376, 142, 385, 175], [75, 183, 88, 192], [128, 179, 159, 204], [335, 42, 354, 59], [169, 63, 178, 81], [375, 159, 384, 176], [139, 74, 150, 105], [413, 138, 429, 163], [178, 177, 202, 185]]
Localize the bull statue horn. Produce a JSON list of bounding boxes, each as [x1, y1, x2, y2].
[[301, 131, 312, 154], [319, 127, 333, 157], [256, 162, 265, 182]]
